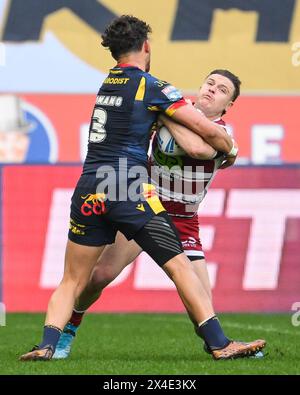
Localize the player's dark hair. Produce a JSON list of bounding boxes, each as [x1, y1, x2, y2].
[[101, 15, 152, 61], [208, 69, 241, 102]]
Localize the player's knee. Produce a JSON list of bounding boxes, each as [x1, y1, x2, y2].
[[89, 265, 117, 291], [163, 255, 193, 281], [60, 275, 89, 298]]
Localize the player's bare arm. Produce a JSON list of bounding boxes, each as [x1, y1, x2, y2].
[[171, 104, 235, 154], [159, 113, 217, 160]]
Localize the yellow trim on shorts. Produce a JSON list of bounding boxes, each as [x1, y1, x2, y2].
[[142, 183, 165, 215]]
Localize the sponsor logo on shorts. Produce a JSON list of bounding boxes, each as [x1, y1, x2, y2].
[[69, 218, 86, 235], [80, 193, 106, 216], [182, 237, 198, 248]]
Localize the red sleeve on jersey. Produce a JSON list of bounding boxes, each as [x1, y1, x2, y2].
[[165, 98, 188, 116]]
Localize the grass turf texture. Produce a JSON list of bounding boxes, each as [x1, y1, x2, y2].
[[0, 313, 298, 375]]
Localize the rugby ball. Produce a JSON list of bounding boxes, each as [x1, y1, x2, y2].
[[156, 126, 185, 156]]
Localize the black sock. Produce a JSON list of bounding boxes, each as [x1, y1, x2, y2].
[[39, 325, 62, 349], [196, 316, 230, 350]]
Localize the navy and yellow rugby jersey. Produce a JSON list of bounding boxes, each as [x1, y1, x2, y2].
[[83, 64, 186, 174]]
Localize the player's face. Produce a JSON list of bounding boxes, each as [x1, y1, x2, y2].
[[196, 74, 235, 118], [0, 131, 30, 163]]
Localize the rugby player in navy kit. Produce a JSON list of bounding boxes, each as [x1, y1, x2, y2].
[[20, 16, 265, 361], [53, 70, 265, 360]]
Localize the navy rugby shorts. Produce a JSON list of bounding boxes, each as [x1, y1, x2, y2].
[[68, 174, 166, 246]]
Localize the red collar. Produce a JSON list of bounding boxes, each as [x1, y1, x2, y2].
[[117, 63, 135, 68]]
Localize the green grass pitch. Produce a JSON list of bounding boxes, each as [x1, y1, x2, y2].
[[0, 313, 298, 375]]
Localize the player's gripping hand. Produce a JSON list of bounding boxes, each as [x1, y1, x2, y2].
[[220, 139, 238, 169], [219, 155, 237, 169]]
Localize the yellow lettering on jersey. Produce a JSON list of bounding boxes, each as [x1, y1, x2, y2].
[[104, 77, 130, 84]]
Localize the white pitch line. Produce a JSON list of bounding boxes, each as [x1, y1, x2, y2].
[[222, 322, 300, 336], [147, 315, 300, 336]]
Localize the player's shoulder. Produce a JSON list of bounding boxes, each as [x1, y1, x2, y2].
[[144, 73, 183, 100], [144, 72, 180, 90], [143, 72, 169, 87]]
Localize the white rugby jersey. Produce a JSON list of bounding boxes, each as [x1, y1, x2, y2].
[[149, 118, 230, 218]]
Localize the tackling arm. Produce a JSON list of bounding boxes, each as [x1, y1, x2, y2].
[[159, 114, 217, 159], [170, 104, 236, 155]]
